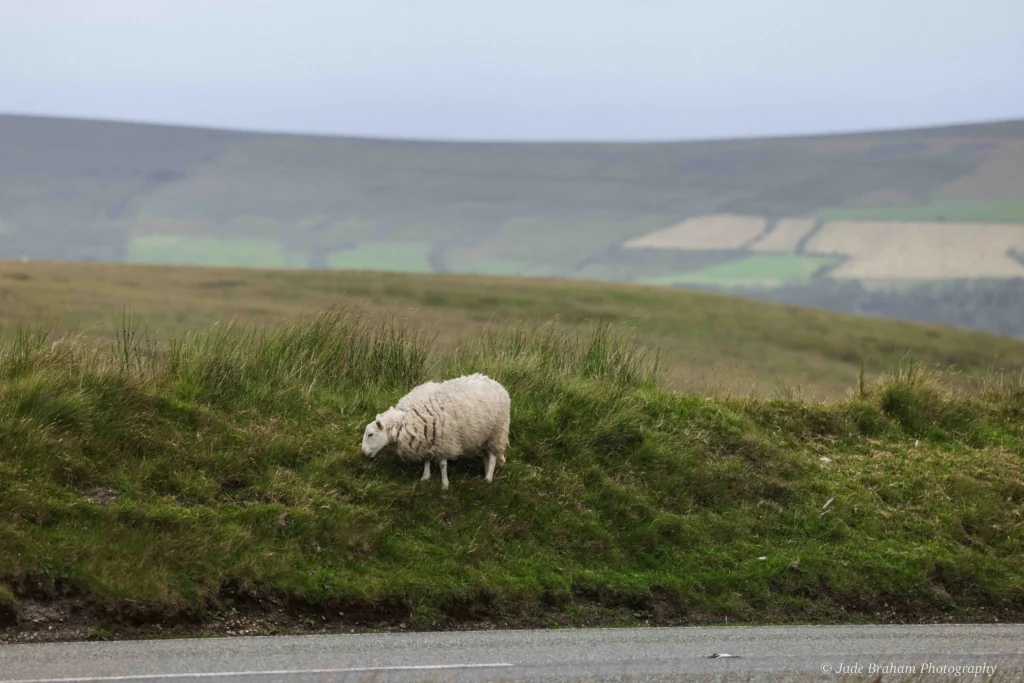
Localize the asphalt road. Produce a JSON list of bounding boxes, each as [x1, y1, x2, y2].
[[2, 625, 1023, 683]]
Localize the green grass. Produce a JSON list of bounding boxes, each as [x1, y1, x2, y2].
[[447, 256, 555, 277], [642, 255, 838, 288], [128, 235, 305, 269], [477, 216, 671, 268], [818, 201, 1024, 224], [1, 308, 1023, 636], [327, 242, 433, 273]]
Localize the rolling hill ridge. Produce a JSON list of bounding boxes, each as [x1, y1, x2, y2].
[[2, 114, 1024, 336]]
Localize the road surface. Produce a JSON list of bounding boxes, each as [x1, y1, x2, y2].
[[2, 624, 1022, 682]]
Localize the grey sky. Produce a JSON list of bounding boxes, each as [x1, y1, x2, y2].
[[2, 0, 1023, 141]]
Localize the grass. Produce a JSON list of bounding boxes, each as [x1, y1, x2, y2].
[[478, 216, 674, 266], [0, 307, 1022, 639], [642, 255, 837, 288], [326, 242, 433, 273], [128, 235, 305, 269], [818, 201, 1024, 224], [3, 261, 1024, 400], [446, 255, 555, 277], [439, 216, 670, 279]]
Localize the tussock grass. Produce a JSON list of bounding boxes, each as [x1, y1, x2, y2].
[[0, 308, 1022, 635]]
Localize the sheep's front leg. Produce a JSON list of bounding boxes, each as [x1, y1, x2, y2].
[[484, 453, 496, 483], [439, 459, 449, 490], [421, 459, 431, 481]]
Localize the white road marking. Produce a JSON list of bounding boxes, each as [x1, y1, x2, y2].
[[0, 663, 516, 683]]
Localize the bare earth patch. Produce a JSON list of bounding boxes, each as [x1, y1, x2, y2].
[[625, 215, 766, 251], [806, 221, 1024, 280]]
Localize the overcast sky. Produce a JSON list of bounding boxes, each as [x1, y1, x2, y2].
[[2, 0, 1023, 141]]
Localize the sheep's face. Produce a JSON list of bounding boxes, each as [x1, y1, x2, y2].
[[361, 414, 391, 458]]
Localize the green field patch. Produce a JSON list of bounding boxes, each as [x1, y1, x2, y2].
[[446, 254, 555, 278], [643, 255, 837, 288], [327, 242, 433, 273], [818, 201, 1024, 224], [128, 235, 305, 268]]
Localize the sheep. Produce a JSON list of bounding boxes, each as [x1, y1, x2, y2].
[[361, 373, 510, 489]]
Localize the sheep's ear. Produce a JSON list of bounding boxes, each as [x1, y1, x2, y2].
[[376, 419, 384, 429]]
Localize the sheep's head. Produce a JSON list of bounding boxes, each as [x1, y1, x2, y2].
[[361, 407, 401, 458]]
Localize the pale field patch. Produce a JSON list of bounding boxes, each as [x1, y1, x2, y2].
[[807, 221, 1024, 279], [624, 214, 765, 250], [749, 218, 817, 253]]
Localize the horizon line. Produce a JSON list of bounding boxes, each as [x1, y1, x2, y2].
[[2, 110, 1022, 146]]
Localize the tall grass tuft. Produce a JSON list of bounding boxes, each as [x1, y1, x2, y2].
[[446, 318, 660, 394], [162, 306, 434, 408], [0, 322, 56, 380]]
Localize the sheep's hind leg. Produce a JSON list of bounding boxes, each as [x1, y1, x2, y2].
[[439, 459, 449, 490], [484, 452, 496, 483], [421, 459, 431, 481]]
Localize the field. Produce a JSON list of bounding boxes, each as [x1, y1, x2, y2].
[[807, 221, 1024, 280], [128, 235, 304, 269], [642, 255, 836, 288], [1, 302, 1023, 642], [625, 214, 766, 251], [749, 218, 817, 253], [4, 262, 1024, 400], [446, 216, 669, 276], [817, 201, 1024, 224], [444, 253, 554, 277], [326, 242, 433, 273]]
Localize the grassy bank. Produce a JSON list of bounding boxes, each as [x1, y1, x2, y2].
[[1, 308, 1023, 641]]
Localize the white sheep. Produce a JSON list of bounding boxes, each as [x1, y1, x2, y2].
[[361, 373, 510, 489]]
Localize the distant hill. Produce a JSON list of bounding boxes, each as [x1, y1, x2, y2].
[[2, 114, 1023, 336]]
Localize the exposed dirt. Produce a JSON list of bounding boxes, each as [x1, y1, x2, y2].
[[3, 587, 1022, 645]]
